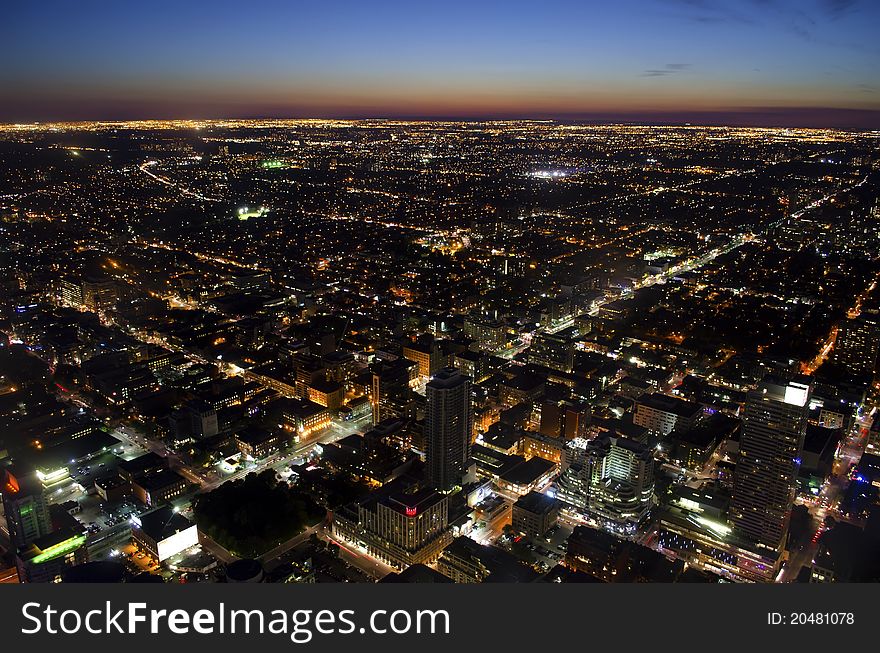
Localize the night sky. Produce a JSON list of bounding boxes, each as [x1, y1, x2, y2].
[[3, 0, 879, 127]]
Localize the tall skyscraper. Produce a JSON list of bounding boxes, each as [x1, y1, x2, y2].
[[1, 468, 52, 550], [425, 368, 472, 492], [833, 312, 880, 379], [731, 375, 812, 553]]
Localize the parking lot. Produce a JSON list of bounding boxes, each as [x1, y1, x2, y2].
[[494, 522, 573, 573], [118, 542, 162, 575], [74, 492, 143, 535]]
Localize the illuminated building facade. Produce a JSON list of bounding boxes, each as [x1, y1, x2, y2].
[[453, 350, 489, 383], [463, 315, 507, 351], [131, 506, 199, 563], [81, 277, 118, 312], [833, 312, 880, 379], [557, 433, 655, 531], [281, 398, 331, 438], [59, 278, 83, 308], [527, 332, 575, 373], [131, 469, 189, 507], [235, 427, 286, 460], [402, 338, 444, 379], [633, 392, 702, 437], [521, 430, 565, 464], [307, 379, 344, 411], [731, 375, 811, 560], [332, 487, 452, 569], [512, 490, 560, 538]]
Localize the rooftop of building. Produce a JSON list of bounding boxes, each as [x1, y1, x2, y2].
[[235, 427, 281, 446], [514, 489, 558, 514], [638, 392, 702, 418], [308, 378, 343, 394], [427, 367, 469, 389], [133, 505, 195, 542], [279, 397, 329, 418], [440, 536, 538, 583], [382, 486, 447, 516], [18, 526, 85, 562], [499, 456, 556, 486], [133, 468, 187, 492], [118, 451, 167, 476]]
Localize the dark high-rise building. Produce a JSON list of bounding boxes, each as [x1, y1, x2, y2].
[[1, 469, 52, 550], [527, 332, 575, 372], [81, 277, 118, 312], [463, 314, 507, 351], [833, 312, 880, 379], [538, 399, 589, 440], [496, 254, 527, 278], [731, 375, 811, 554], [425, 368, 472, 492], [370, 358, 417, 426]]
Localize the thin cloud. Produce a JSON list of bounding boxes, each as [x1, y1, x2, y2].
[[658, 0, 876, 54], [662, 0, 758, 25], [822, 0, 859, 19], [641, 63, 692, 77]]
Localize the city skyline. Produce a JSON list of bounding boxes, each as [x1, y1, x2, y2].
[[2, 119, 879, 584], [3, 0, 880, 128], [2, 1, 880, 590]]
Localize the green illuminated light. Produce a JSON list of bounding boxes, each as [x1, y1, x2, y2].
[[31, 535, 85, 565]]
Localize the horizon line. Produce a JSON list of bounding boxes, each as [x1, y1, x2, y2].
[[2, 110, 879, 132]]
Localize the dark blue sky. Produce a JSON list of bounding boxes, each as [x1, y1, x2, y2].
[[3, 0, 879, 126]]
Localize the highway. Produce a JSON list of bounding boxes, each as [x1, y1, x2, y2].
[[138, 160, 221, 202], [546, 171, 870, 347]]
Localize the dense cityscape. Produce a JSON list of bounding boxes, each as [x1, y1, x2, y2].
[[0, 118, 879, 585]]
